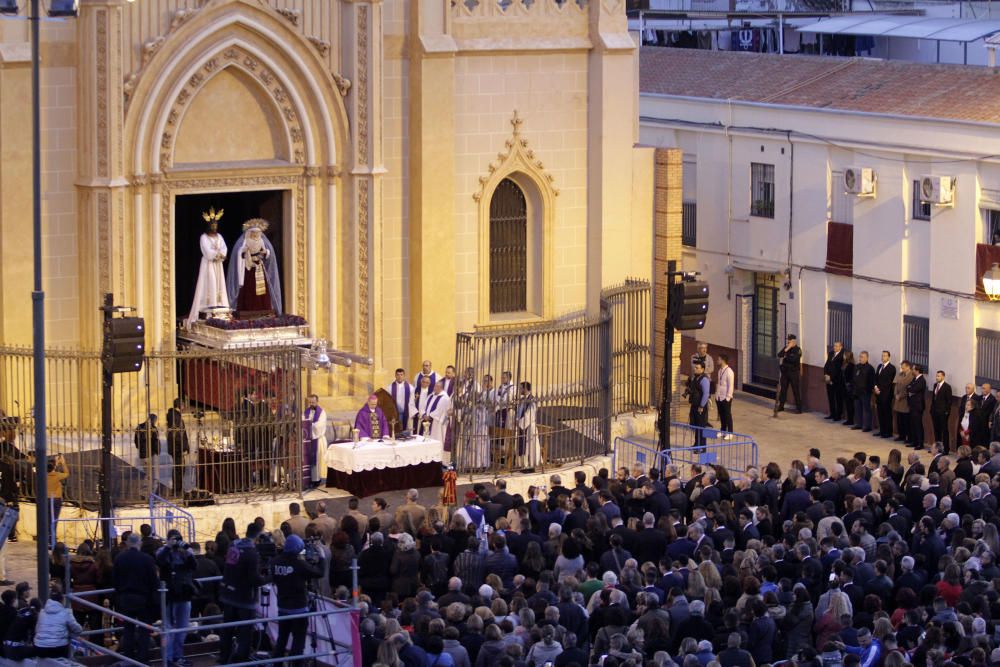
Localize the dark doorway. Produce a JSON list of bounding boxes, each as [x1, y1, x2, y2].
[[752, 273, 781, 386], [174, 190, 285, 325]]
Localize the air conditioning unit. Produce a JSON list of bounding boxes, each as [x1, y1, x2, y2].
[[843, 167, 876, 197], [920, 176, 956, 206]]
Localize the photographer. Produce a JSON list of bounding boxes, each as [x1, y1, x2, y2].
[[155, 529, 197, 667], [219, 522, 266, 665], [269, 534, 325, 664]]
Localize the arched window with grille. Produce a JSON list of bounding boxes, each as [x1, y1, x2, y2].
[[489, 178, 528, 314]]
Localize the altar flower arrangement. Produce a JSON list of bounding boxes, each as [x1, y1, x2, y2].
[[204, 314, 307, 330]]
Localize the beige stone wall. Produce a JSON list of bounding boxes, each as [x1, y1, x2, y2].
[[652, 147, 683, 420], [452, 52, 589, 331]]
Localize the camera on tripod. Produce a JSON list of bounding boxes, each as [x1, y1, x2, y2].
[[302, 536, 323, 565]]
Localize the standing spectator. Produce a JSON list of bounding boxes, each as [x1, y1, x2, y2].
[[33, 590, 80, 658], [112, 533, 159, 664], [852, 351, 875, 433], [3, 598, 40, 661], [285, 503, 309, 538], [776, 334, 803, 414], [747, 599, 776, 664], [823, 342, 845, 421], [155, 529, 197, 667], [218, 523, 265, 665], [893, 360, 914, 444], [389, 533, 420, 599], [46, 455, 68, 549], [873, 351, 896, 438], [906, 364, 928, 450], [269, 535, 325, 663], [931, 371, 953, 451], [716, 354, 735, 435], [191, 543, 220, 616], [166, 399, 190, 496], [687, 360, 710, 447], [841, 350, 857, 427]]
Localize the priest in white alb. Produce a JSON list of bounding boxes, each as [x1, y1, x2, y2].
[[422, 379, 451, 445], [516, 381, 540, 469], [409, 375, 434, 434], [186, 207, 229, 327], [303, 394, 327, 488]]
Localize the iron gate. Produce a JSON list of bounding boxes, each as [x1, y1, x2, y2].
[[0, 345, 303, 509]]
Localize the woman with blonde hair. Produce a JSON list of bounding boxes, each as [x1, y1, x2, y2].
[[814, 592, 850, 649], [686, 570, 707, 600], [698, 560, 722, 591], [873, 616, 894, 641], [376, 640, 402, 667]]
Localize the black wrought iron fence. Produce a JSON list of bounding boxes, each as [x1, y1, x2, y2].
[[0, 345, 303, 509], [604, 279, 652, 414], [450, 280, 651, 475]]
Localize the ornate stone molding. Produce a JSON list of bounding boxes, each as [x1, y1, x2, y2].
[[97, 192, 111, 291], [358, 179, 370, 356], [96, 9, 109, 179], [169, 8, 199, 32], [332, 73, 351, 97], [356, 6, 369, 165], [473, 110, 558, 202], [158, 46, 307, 169], [307, 37, 330, 57], [124, 8, 201, 114], [129, 174, 149, 187], [275, 8, 300, 25]]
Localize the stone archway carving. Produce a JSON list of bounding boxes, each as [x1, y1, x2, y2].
[[158, 45, 307, 170]]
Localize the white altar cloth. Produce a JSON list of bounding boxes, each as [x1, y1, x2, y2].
[[325, 436, 444, 473]]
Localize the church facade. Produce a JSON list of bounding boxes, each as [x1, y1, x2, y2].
[[0, 0, 654, 400]]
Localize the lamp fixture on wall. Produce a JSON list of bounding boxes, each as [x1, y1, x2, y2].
[[0, 0, 78, 16]]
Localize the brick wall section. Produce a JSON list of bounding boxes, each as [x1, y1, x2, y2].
[[653, 148, 683, 421]]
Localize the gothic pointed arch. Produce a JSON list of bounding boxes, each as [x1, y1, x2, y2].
[[475, 111, 557, 323]]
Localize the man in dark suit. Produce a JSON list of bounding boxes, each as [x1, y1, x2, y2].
[[906, 364, 928, 450], [492, 479, 515, 513], [824, 342, 845, 421], [873, 351, 897, 438], [852, 351, 876, 432], [781, 477, 811, 521], [930, 370, 953, 452], [736, 509, 759, 549], [977, 383, 998, 447]]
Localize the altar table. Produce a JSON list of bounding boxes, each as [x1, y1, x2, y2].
[[325, 436, 444, 496]]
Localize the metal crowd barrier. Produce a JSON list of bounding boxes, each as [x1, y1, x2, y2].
[[64, 562, 361, 667], [612, 423, 759, 479]]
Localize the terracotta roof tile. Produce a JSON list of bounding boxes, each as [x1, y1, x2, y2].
[[640, 47, 1000, 124]]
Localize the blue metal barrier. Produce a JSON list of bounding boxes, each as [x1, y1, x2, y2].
[[149, 493, 196, 544], [613, 423, 758, 480]]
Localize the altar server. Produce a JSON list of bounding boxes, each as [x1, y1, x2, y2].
[[425, 380, 452, 445], [354, 394, 388, 440], [386, 368, 413, 434], [413, 360, 437, 398], [495, 371, 514, 428], [303, 395, 327, 488], [442, 366, 458, 397], [410, 375, 434, 433], [516, 381, 540, 469]]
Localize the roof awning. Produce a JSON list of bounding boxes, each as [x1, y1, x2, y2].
[[797, 15, 1000, 42]]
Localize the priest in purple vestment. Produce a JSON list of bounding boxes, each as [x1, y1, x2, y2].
[[354, 395, 388, 440]]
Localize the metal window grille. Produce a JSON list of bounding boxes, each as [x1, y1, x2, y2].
[[976, 328, 1000, 386], [985, 209, 1000, 244], [751, 163, 775, 218], [903, 315, 930, 371], [682, 202, 697, 247], [831, 170, 853, 224], [913, 180, 931, 220], [827, 301, 853, 352], [489, 178, 528, 314]]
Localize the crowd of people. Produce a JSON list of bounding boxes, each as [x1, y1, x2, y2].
[[0, 440, 999, 667]]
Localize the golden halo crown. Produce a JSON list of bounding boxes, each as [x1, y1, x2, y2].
[[201, 206, 224, 223], [242, 218, 270, 232]]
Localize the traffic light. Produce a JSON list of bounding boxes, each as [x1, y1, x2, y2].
[[668, 279, 709, 330], [103, 317, 145, 373]]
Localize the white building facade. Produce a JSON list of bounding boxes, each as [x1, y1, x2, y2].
[[639, 49, 1000, 410]]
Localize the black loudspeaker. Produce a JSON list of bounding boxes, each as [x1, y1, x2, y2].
[[103, 317, 145, 373], [47, 0, 78, 17], [0, 1, 18, 16], [668, 280, 709, 330]]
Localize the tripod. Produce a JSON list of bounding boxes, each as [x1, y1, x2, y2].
[[304, 579, 334, 667]]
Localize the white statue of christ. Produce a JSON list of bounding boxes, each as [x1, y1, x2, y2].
[[186, 208, 229, 327]]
